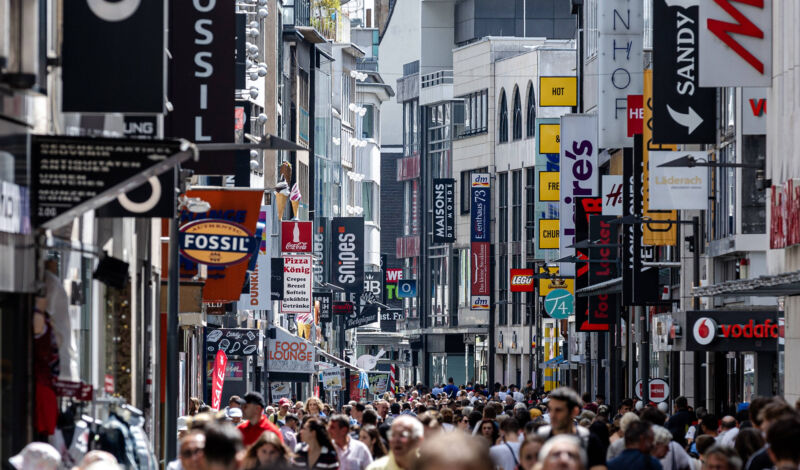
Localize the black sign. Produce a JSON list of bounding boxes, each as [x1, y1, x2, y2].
[[588, 215, 619, 325], [330, 217, 365, 293], [29, 136, 183, 227], [314, 292, 333, 323], [166, 0, 235, 174], [205, 328, 260, 356], [686, 310, 779, 352], [432, 178, 456, 243], [98, 170, 175, 218], [271, 258, 284, 300], [313, 218, 328, 286], [364, 271, 384, 303], [344, 303, 379, 330], [380, 309, 404, 333], [652, 0, 716, 144], [574, 197, 605, 332], [332, 301, 355, 316], [62, 0, 163, 113]]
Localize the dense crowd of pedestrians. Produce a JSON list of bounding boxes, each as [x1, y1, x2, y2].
[[10, 380, 800, 470]]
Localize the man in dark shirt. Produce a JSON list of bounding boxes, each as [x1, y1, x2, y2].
[[443, 377, 459, 398], [607, 421, 662, 470], [666, 396, 693, 448]]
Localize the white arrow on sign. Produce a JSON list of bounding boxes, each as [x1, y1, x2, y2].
[[663, 0, 697, 9], [667, 105, 703, 134]]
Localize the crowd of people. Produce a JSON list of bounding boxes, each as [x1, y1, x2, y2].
[[9, 380, 800, 470]]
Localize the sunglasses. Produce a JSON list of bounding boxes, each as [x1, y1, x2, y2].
[[181, 447, 204, 458]]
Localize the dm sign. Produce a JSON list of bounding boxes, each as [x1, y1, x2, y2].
[[180, 219, 256, 266]]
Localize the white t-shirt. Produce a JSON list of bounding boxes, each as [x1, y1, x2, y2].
[[489, 441, 521, 470], [335, 437, 373, 470]]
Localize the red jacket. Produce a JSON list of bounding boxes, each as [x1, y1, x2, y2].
[[238, 415, 284, 446]]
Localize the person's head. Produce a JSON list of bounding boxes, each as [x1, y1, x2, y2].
[[748, 396, 772, 429], [640, 406, 666, 426], [376, 400, 390, 418], [304, 396, 323, 416], [242, 392, 266, 422], [359, 424, 388, 459], [624, 420, 654, 454], [479, 419, 497, 442], [720, 415, 737, 430], [178, 430, 206, 470], [410, 431, 492, 470], [362, 409, 379, 426], [204, 421, 244, 470], [300, 417, 335, 450], [757, 400, 794, 432], [518, 435, 546, 470], [227, 407, 242, 424], [702, 446, 742, 470], [390, 402, 401, 415], [189, 397, 203, 416], [695, 435, 716, 459], [547, 388, 582, 433], [352, 403, 365, 421], [700, 415, 719, 436], [440, 407, 454, 424], [284, 413, 299, 431], [244, 430, 291, 468], [619, 398, 634, 415], [388, 415, 425, 468], [499, 416, 521, 441], [9, 442, 61, 470], [228, 395, 245, 409], [766, 414, 800, 467], [419, 411, 443, 438], [327, 414, 351, 444], [539, 434, 587, 470], [448, 377, 455, 384], [675, 396, 688, 412], [278, 397, 292, 415], [651, 425, 673, 459], [595, 394, 605, 405], [733, 428, 764, 464]]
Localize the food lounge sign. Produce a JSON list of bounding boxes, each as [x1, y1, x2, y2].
[[267, 327, 315, 373], [686, 310, 780, 352]]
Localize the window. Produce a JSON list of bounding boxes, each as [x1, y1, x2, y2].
[[742, 135, 766, 234], [512, 255, 521, 325], [460, 167, 488, 214], [362, 104, 375, 139], [512, 170, 522, 241], [460, 90, 488, 136], [498, 256, 508, 326], [526, 167, 535, 243], [498, 90, 509, 143], [586, 0, 598, 58], [499, 173, 508, 243], [363, 181, 378, 222], [526, 82, 536, 138], [512, 88, 522, 140], [403, 100, 419, 156]]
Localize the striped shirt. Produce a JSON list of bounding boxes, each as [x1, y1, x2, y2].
[[291, 443, 340, 470]]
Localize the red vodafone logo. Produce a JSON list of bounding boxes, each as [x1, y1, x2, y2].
[[693, 317, 717, 345]]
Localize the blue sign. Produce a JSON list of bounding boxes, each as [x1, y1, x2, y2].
[[544, 288, 574, 320], [397, 280, 417, 298], [470, 173, 490, 242]]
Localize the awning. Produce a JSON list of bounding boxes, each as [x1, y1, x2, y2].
[[693, 269, 800, 297], [575, 277, 622, 297], [316, 347, 355, 370]]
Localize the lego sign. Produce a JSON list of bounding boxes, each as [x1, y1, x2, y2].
[[510, 269, 534, 293]]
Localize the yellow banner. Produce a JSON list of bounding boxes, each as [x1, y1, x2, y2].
[[539, 76, 578, 107], [539, 219, 560, 249], [539, 171, 560, 201], [539, 123, 561, 154], [538, 266, 575, 297], [643, 69, 677, 245]]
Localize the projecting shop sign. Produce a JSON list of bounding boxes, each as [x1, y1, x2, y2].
[[267, 327, 315, 373], [330, 217, 365, 293], [281, 255, 312, 314], [470, 174, 491, 310], [432, 178, 456, 243], [205, 328, 260, 356], [648, 151, 708, 210]]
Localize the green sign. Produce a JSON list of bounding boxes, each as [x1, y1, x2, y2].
[[544, 288, 573, 319]]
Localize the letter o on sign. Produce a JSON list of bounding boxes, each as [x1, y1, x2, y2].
[[87, 0, 142, 22]]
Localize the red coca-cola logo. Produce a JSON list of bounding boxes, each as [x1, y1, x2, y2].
[[281, 221, 312, 253]]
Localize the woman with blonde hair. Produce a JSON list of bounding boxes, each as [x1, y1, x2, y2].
[[244, 431, 293, 470], [304, 396, 325, 418]]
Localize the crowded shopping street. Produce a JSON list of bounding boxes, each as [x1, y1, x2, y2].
[[1, 0, 799, 469]]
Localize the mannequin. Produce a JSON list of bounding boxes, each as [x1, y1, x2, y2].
[[44, 258, 79, 380]]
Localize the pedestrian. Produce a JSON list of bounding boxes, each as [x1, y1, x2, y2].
[[652, 424, 692, 470], [702, 446, 742, 470], [78, 451, 121, 470], [765, 414, 800, 470], [489, 416, 522, 470], [666, 397, 693, 448], [517, 435, 545, 470], [244, 430, 293, 470], [227, 407, 243, 425], [478, 418, 499, 444], [440, 407, 456, 431], [272, 398, 293, 425], [366, 415, 424, 470], [205, 421, 246, 470], [359, 424, 388, 459], [292, 417, 339, 469], [613, 399, 634, 422], [328, 414, 373, 470], [536, 387, 606, 469], [8, 442, 61, 470], [189, 397, 203, 416], [410, 431, 493, 470], [238, 391, 284, 446], [443, 377, 459, 399], [606, 421, 662, 470], [305, 397, 325, 418], [281, 414, 300, 452], [732, 428, 763, 465], [167, 430, 205, 470], [539, 435, 587, 470], [716, 416, 739, 448], [607, 412, 639, 460]]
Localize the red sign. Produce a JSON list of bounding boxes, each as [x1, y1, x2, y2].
[[635, 378, 669, 403], [470, 242, 490, 309], [510, 269, 534, 292], [104, 374, 115, 394], [211, 350, 228, 410], [770, 180, 800, 249], [627, 95, 643, 137], [332, 301, 355, 315], [281, 221, 312, 253], [53, 379, 94, 401]]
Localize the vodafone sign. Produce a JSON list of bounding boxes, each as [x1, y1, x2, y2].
[[686, 310, 780, 352]]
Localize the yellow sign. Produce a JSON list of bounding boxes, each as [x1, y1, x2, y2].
[[180, 220, 256, 266], [538, 219, 560, 249], [642, 69, 677, 245], [539, 123, 560, 154], [539, 172, 560, 201], [538, 266, 575, 297], [539, 77, 578, 107]]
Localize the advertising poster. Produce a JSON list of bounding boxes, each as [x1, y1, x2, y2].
[[432, 178, 456, 243], [239, 205, 272, 311], [322, 367, 342, 391], [330, 217, 365, 293], [267, 327, 315, 374], [281, 255, 312, 314], [470, 173, 491, 310]]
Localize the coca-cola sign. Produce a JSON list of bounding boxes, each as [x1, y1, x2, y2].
[[281, 221, 312, 253]]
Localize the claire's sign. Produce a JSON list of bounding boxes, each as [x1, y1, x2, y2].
[[180, 219, 256, 266]]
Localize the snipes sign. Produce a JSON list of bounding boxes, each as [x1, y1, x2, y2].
[[686, 310, 780, 352]]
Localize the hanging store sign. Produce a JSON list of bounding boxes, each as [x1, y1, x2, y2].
[[510, 269, 535, 293], [313, 218, 327, 286], [539, 77, 578, 107], [575, 197, 609, 332], [267, 327, 315, 373], [432, 178, 456, 243], [686, 310, 780, 352], [602, 175, 623, 216], [597, 0, 643, 148], [62, 0, 163, 112], [470, 174, 490, 242], [538, 123, 561, 155], [322, 367, 342, 391], [588, 215, 619, 325], [205, 328, 260, 356], [0, 182, 30, 234], [535, 118, 561, 261], [623, 140, 658, 306], [384, 268, 404, 307], [179, 219, 256, 266], [470, 242, 490, 310], [239, 206, 272, 310], [364, 271, 384, 303], [344, 303, 380, 330], [559, 114, 599, 277], [648, 151, 708, 210], [280, 255, 312, 314], [30, 136, 183, 227], [332, 301, 355, 315], [538, 266, 575, 297], [397, 280, 418, 299], [635, 378, 670, 403], [652, 0, 717, 144], [539, 172, 560, 201], [699, 0, 772, 87], [166, 0, 236, 174], [742, 88, 767, 135], [330, 217, 365, 293], [538, 219, 560, 249], [271, 257, 284, 300], [314, 292, 333, 323], [210, 350, 228, 410], [544, 289, 574, 320], [627, 95, 643, 137], [281, 221, 313, 253]]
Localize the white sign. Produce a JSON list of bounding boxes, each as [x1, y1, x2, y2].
[[597, 0, 643, 148], [559, 114, 599, 277], [635, 378, 670, 403], [267, 327, 315, 373], [280, 255, 312, 314], [239, 205, 272, 311], [699, 0, 772, 87], [648, 151, 708, 210], [602, 175, 623, 216], [742, 88, 767, 135], [322, 367, 342, 391], [0, 182, 30, 234], [270, 381, 292, 401]]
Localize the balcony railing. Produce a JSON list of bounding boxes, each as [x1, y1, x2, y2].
[[420, 69, 453, 89], [282, 0, 311, 27], [311, 7, 350, 43]]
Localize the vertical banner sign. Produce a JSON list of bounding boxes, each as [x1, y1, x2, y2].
[[62, 0, 164, 112], [643, 70, 677, 245], [588, 215, 619, 325], [653, 0, 716, 144], [559, 114, 599, 277], [470, 174, 490, 310], [602, 175, 623, 216], [535, 118, 561, 261], [281, 255, 312, 314], [313, 292, 333, 323], [597, 0, 644, 148], [313, 218, 328, 287], [211, 350, 228, 410], [627, 95, 643, 137], [239, 205, 272, 310], [167, 0, 236, 174], [432, 179, 456, 243], [331, 217, 365, 293], [699, 0, 772, 87], [271, 258, 284, 300], [623, 138, 657, 306], [364, 271, 384, 303], [385, 267, 404, 308], [574, 198, 608, 332]]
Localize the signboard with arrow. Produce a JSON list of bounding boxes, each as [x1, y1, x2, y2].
[[652, 0, 716, 144]]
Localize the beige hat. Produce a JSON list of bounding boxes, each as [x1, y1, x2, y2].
[[8, 442, 61, 470]]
